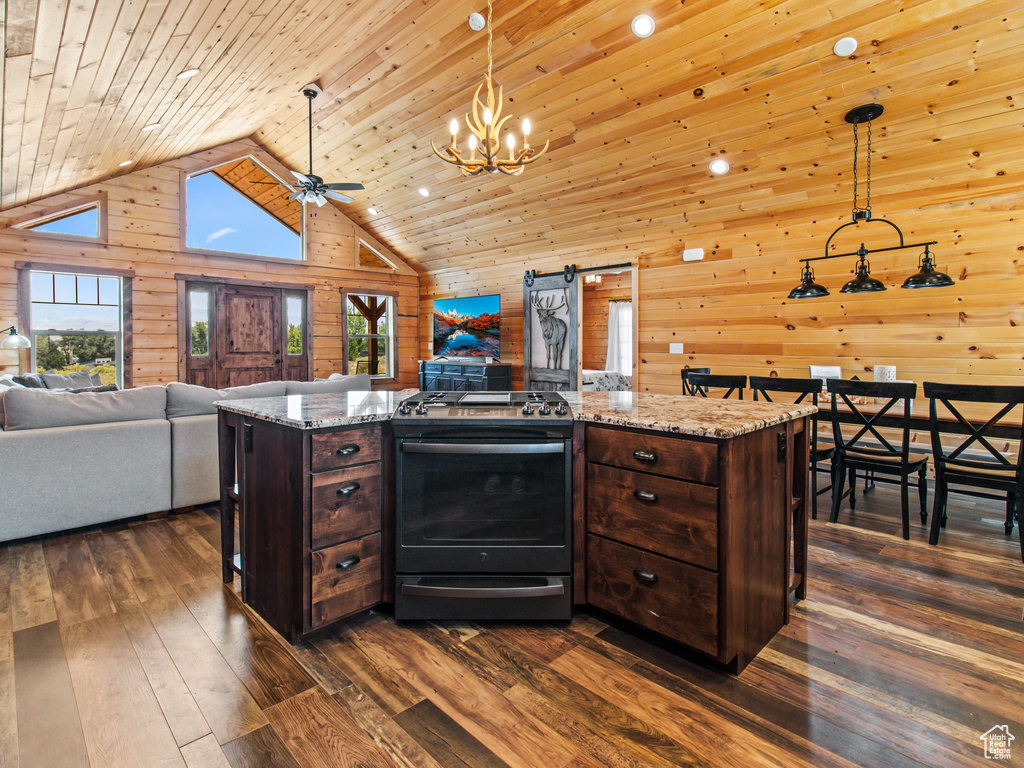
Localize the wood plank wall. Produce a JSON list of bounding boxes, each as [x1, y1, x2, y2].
[[0, 139, 420, 388], [581, 273, 632, 371]]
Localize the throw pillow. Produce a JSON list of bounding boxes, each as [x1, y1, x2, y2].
[[41, 370, 95, 389], [90, 372, 103, 386], [12, 373, 46, 388]]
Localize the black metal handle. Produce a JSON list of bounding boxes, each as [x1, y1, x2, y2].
[[336, 555, 360, 570], [401, 579, 564, 599], [634, 489, 658, 503], [633, 567, 658, 583], [633, 449, 657, 462], [336, 444, 361, 456], [336, 481, 361, 496], [403, 442, 564, 455]]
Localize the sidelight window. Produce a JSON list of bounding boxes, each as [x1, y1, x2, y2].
[[343, 293, 394, 378]]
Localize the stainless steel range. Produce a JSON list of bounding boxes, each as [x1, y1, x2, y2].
[[392, 391, 573, 621]]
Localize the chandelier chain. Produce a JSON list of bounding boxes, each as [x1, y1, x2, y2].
[[852, 120, 859, 212], [866, 118, 872, 212], [486, 0, 493, 83]]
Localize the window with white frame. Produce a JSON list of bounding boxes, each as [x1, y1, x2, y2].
[[30, 270, 125, 386], [344, 293, 394, 378]]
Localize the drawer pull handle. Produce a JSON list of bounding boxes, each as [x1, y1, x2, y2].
[[336, 481, 361, 496], [337, 555, 360, 570], [633, 567, 658, 583], [336, 444, 361, 456], [634, 489, 658, 503], [632, 449, 657, 462]]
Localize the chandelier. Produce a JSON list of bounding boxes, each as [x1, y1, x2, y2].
[[432, 0, 548, 176], [788, 103, 953, 299]]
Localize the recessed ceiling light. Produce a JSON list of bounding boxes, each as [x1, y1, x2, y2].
[[368, 207, 377, 215], [119, 160, 132, 167], [631, 14, 655, 38], [709, 158, 730, 175], [833, 37, 857, 57], [142, 123, 161, 132], [176, 68, 200, 80], [418, 188, 429, 197]]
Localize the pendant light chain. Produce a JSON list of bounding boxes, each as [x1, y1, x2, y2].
[[852, 120, 860, 213], [486, 0, 493, 84], [865, 118, 872, 213]]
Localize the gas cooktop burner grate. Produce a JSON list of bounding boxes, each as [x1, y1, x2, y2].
[[394, 390, 572, 421]]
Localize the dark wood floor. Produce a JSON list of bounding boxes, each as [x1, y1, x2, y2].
[[1, 485, 1022, 768]]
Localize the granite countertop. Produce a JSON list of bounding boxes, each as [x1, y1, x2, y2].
[[215, 389, 814, 438]]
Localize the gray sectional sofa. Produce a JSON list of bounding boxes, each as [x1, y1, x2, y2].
[[0, 374, 370, 542]]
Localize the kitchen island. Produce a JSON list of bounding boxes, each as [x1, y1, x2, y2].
[[216, 390, 813, 672]]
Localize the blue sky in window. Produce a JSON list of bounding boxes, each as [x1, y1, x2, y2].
[[30, 273, 120, 330], [29, 207, 98, 237], [186, 172, 301, 259]]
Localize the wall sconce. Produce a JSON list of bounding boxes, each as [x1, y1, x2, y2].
[[788, 103, 954, 299], [0, 326, 31, 349]]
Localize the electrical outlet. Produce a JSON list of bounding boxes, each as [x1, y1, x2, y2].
[[669, 343, 685, 354]]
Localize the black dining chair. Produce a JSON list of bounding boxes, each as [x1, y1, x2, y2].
[[750, 376, 834, 520], [687, 373, 746, 399], [827, 379, 928, 540], [923, 382, 1024, 562], [681, 367, 711, 396]]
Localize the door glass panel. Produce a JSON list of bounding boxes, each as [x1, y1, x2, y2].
[[190, 290, 209, 356], [286, 295, 303, 355]]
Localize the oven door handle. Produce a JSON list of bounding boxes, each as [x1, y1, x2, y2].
[[400, 578, 565, 599], [401, 442, 565, 455]]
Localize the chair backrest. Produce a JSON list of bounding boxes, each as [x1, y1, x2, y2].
[[752, 376, 824, 451], [809, 365, 842, 392], [827, 378, 917, 462], [680, 367, 711, 395], [923, 381, 1024, 474], [688, 373, 746, 399]]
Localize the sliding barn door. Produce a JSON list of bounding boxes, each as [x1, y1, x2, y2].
[[523, 271, 580, 391]]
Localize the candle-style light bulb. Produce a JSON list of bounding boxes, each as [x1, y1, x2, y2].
[[506, 133, 516, 159], [449, 119, 458, 148], [483, 107, 492, 125], [522, 118, 531, 149], [468, 135, 477, 159]]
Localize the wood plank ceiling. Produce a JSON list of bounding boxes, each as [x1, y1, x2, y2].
[[2, 0, 1021, 276]]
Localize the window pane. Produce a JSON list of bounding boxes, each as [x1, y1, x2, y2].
[[31, 272, 54, 303], [32, 303, 119, 332], [286, 295, 303, 355], [190, 290, 209, 356], [345, 293, 392, 377], [26, 206, 99, 237], [98, 277, 119, 305], [77, 275, 99, 304], [54, 273, 77, 303], [348, 337, 387, 376], [35, 333, 117, 380]]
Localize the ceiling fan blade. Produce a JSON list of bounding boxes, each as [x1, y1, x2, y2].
[[325, 182, 364, 191], [291, 170, 311, 183], [286, 190, 304, 200], [323, 190, 354, 204]]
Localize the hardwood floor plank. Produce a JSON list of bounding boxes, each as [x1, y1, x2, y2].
[[175, 576, 316, 708], [266, 686, 395, 768], [221, 725, 301, 768], [332, 686, 445, 768], [180, 733, 234, 768], [8, 543, 56, 631], [61, 612, 187, 768], [130, 519, 212, 588], [85, 527, 176, 606], [43, 535, 117, 626], [290, 640, 355, 694], [393, 698, 511, 768], [145, 592, 268, 745], [12, 622, 89, 768], [0, 547, 18, 768], [166, 513, 223, 576]]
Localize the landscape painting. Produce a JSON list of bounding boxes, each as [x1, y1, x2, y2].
[[433, 295, 501, 357]]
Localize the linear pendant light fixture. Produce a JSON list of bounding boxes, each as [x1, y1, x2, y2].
[[432, 0, 548, 176], [788, 103, 954, 300]]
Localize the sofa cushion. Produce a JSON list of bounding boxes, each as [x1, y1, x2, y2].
[[165, 380, 288, 418], [0, 381, 24, 430], [285, 374, 371, 395], [3, 385, 168, 431], [42, 370, 95, 389], [90, 372, 102, 386], [12, 373, 45, 388]]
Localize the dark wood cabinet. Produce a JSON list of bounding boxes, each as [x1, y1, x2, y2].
[[418, 360, 511, 391], [219, 413, 386, 642], [580, 420, 808, 672]]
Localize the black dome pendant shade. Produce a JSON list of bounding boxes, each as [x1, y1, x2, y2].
[[901, 247, 955, 289], [788, 264, 830, 299], [840, 251, 886, 293]]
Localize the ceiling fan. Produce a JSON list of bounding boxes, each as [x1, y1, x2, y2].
[[288, 84, 364, 206]]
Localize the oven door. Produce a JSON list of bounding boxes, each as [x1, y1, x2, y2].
[[396, 436, 572, 574]]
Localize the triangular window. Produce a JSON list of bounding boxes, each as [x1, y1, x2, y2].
[[359, 241, 398, 271], [185, 158, 302, 260], [18, 204, 99, 238]]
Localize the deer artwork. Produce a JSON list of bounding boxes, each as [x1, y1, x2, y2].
[[532, 292, 568, 369]]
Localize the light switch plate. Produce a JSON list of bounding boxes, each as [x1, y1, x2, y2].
[[669, 343, 685, 354]]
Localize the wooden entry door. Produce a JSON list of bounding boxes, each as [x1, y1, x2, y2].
[[523, 270, 580, 391], [182, 281, 310, 388]]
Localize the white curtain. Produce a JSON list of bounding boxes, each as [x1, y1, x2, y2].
[[605, 300, 632, 375]]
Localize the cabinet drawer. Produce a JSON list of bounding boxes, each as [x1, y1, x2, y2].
[[310, 534, 381, 628], [310, 425, 381, 472], [587, 463, 718, 571], [310, 463, 382, 549], [423, 362, 442, 372], [585, 424, 718, 485], [586, 535, 718, 656], [442, 364, 466, 374]]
